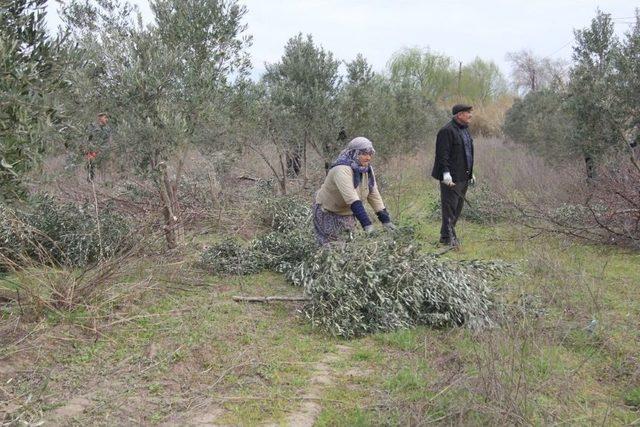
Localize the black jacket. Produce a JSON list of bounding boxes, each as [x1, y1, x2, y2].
[[431, 119, 474, 182]]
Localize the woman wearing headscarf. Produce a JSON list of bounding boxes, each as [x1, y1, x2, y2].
[[313, 136, 396, 245]]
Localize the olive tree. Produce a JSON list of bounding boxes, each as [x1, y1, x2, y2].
[[262, 33, 341, 185], [338, 54, 376, 148], [0, 0, 68, 200], [503, 89, 577, 160], [566, 10, 624, 177], [61, 0, 251, 247], [234, 79, 301, 195], [505, 10, 640, 174], [613, 8, 640, 165]]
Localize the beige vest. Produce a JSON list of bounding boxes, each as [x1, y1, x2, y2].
[[315, 165, 386, 215]]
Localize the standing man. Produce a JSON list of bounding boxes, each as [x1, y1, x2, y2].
[[431, 104, 475, 247], [84, 112, 112, 181]]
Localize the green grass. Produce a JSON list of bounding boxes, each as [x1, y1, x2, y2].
[[373, 328, 422, 351], [316, 406, 383, 426], [624, 387, 640, 408], [2, 186, 640, 425]]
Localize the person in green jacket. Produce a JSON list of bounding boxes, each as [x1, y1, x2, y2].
[[84, 112, 112, 182]]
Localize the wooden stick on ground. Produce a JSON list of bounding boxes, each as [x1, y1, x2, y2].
[[232, 296, 310, 303]]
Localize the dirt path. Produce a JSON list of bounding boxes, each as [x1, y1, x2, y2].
[[178, 344, 354, 427], [265, 344, 353, 427]]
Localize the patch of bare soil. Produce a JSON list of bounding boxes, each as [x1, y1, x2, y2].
[[171, 404, 226, 427], [51, 396, 92, 418], [0, 358, 22, 377]]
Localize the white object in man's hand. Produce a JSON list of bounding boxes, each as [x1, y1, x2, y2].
[[470, 174, 476, 186], [442, 172, 455, 187]]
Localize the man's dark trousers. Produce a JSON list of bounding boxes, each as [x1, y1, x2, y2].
[[440, 180, 469, 244]]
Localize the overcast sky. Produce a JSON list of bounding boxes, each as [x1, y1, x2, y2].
[[47, 0, 638, 80]]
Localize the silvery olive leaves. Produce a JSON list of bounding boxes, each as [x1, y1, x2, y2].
[[200, 195, 512, 338], [1, 195, 131, 269]]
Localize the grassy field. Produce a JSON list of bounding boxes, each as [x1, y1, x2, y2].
[[2, 146, 640, 426]]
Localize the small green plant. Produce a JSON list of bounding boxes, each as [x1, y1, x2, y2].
[[623, 387, 640, 409]]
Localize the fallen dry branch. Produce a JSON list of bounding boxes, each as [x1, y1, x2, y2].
[[232, 295, 310, 303]]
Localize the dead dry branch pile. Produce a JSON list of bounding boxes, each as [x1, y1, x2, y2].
[[517, 154, 640, 250]]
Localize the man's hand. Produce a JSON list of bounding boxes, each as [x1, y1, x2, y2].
[[470, 174, 476, 186], [442, 172, 455, 187], [383, 222, 397, 231], [364, 224, 374, 234]]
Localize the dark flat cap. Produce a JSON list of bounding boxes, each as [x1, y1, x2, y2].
[[452, 104, 473, 115]]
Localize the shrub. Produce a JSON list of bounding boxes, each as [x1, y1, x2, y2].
[[199, 230, 317, 277], [199, 239, 260, 276], [200, 194, 315, 275], [0, 195, 131, 269], [256, 193, 312, 232]]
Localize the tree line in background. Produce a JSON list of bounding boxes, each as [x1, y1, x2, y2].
[[2, 0, 638, 250], [503, 9, 639, 249], [504, 9, 640, 175], [2, 0, 509, 195]]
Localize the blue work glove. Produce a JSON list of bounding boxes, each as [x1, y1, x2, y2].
[[350, 200, 372, 229], [376, 209, 390, 223], [376, 209, 396, 231]]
